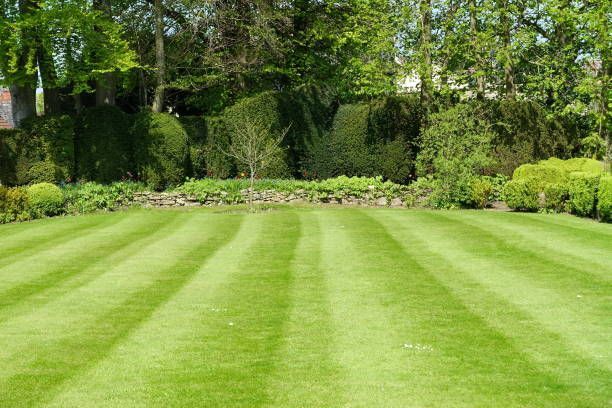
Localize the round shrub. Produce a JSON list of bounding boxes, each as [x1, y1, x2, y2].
[[568, 172, 600, 217], [512, 163, 566, 184], [502, 178, 540, 211], [0, 187, 30, 223], [27, 183, 64, 216], [133, 112, 190, 190], [75, 106, 134, 182], [597, 175, 612, 222], [26, 161, 64, 184]]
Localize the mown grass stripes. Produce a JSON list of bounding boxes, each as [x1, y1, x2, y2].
[[0, 207, 609, 407]]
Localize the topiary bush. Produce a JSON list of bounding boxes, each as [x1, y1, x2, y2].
[[75, 105, 134, 182], [502, 178, 541, 211], [568, 172, 600, 217], [132, 112, 190, 190], [597, 175, 612, 222], [27, 182, 64, 217], [307, 95, 420, 183], [512, 163, 566, 184]]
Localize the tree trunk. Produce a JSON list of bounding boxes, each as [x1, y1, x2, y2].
[[419, 0, 433, 111], [469, 0, 485, 100], [93, 0, 116, 106], [37, 46, 61, 115], [249, 169, 255, 210], [152, 0, 166, 113], [96, 72, 116, 106], [9, 85, 36, 126], [499, 0, 515, 100]]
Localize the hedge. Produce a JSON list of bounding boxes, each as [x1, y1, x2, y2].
[[0, 116, 74, 185], [132, 112, 190, 190], [568, 172, 600, 217], [75, 105, 134, 182], [307, 95, 421, 183], [489, 100, 577, 175], [187, 84, 337, 180], [504, 157, 607, 219], [597, 175, 611, 222]]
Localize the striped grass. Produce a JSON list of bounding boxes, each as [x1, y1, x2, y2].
[[0, 207, 610, 407]]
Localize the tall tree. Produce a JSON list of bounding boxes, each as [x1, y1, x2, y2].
[[151, 0, 165, 112], [418, 0, 433, 110]]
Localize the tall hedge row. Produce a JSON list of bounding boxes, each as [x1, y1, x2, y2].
[[0, 89, 585, 188], [75, 106, 134, 183], [306, 95, 421, 183]]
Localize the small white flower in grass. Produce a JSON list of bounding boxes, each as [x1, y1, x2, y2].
[[576, 294, 583, 298], [228, 322, 234, 326], [403, 343, 433, 352]]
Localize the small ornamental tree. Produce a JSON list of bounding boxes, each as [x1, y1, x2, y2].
[[223, 119, 290, 209]]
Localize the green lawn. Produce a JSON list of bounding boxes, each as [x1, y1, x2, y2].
[[0, 207, 610, 407]]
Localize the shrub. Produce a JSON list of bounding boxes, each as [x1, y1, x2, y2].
[[133, 112, 190, 190], [75, 106, 134, 182], [0, 129, 18, 185], [568, 172, 600, 217], [539, 157, 603, 174], [597, 175, 612, 222], [0, 185, 7, 212], [178, 116, 207, 178], [469, 177, 494, 209], [27, 183, 64, 216], [307, 95, 420, 183], [207, 85, 337, 180], [502, 178, 541, 211], [63, 181, 145, 214], [542, 182, 569, 212], [512, 163, 566, 185], [19, 115, 75, 184], [416, 104, 493, 208], [1, 187, 31, 223], [26, 161, 63, 184], [489, 100, 577, 175]]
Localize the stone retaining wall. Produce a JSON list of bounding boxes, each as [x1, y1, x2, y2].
[[132, 190, 407, 208]]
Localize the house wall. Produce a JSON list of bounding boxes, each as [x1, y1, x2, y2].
[[0, 88, 14, 129]]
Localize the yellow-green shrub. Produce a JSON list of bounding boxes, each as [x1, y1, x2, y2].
[[567, 172, 600, 217], [596, 175, 611, 222], [27, 183, 64, 216]]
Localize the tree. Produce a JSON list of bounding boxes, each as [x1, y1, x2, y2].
[[222, 119, 289, 210]]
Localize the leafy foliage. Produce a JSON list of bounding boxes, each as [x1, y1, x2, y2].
[[132, 112, 190, 190], [27, 182, 64, 216], [75, 106, 134, 182]]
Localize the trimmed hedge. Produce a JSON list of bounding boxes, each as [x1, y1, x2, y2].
[[19, 115, 75, 184], [0, 116, 74, 185], [597, 175, 612, 222], [568, 172, 600, 217], [504, 157, 608, 219], [0, 186, 30, 223], [75, 106, 134, 182], [132, 112, 190, 190], [187, 84, 337, 180], [308, 95, 421, 183], [489, 100, 577, 175]]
